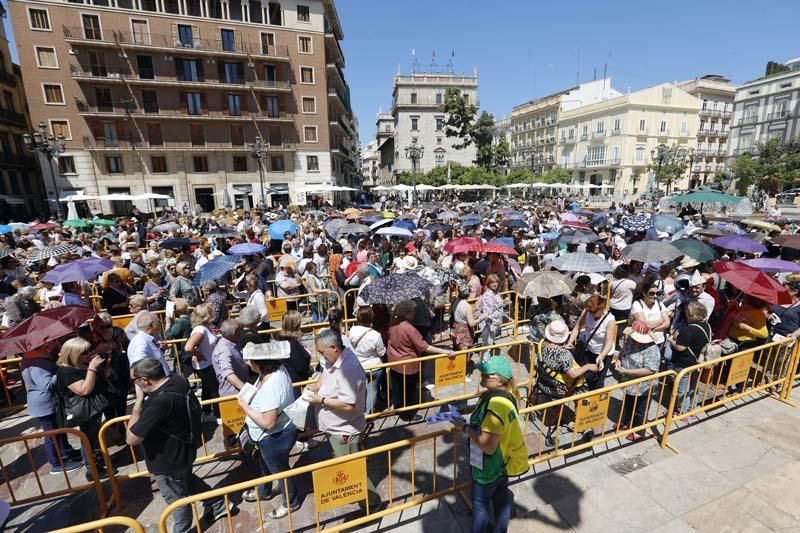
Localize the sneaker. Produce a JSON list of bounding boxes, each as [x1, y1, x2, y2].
[[50, 460, 83, 475], [269, 502, 300, 519], [243, 488, 275, 503], [64, 449, 82, 462]]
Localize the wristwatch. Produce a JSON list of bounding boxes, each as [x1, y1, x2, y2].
[[320, 397, 326, 407]]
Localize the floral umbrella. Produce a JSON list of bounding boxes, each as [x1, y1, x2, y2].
[[620, 214, 653, 232], [513, 272, 575, 299], [358, 273, 435, 305]]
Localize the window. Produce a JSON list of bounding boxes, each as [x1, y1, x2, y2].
[[186, 92, 202, 115], [307, 155, 319, 171], [411, 118, 419, 131], [142, 90, 158, 113], [303, 126, 317, 143], [95, 87, 113, 111], [410, 93, 417, 104], [660, 120, 667, 133], [298, 36, 312, 54], [131, 19, 149, 44], [50, 120, 71, 139], [264, 64, 277, 82], [638, 119, 646, 132], [297, 5, 310, 22], [264, 95, 280, 117], [35, 47, 58, 68], [29, 8, 50, 30], [230, 125, 244, 146], [82, 14, 102, 40], [190, 124, 205, 146], [151, 155, 167, 172], [680, 121, 688, 135], [177, 24, 194, 46], [435, 151, 445, 167], [267, 2, 282, 25], [88, 51, 107, 77], [568, 128, 574, 139], [220, 29, 236, 52], [103, 123, 118, 146], [596, 120, 604, 133], [300, 67, 314, 84], [301, 97, 316, 114], [436, 118, 444, 131], [105, 155, 123, 174], [232, 155, 248, 171], [193, 155, 209, 172], [587, 145, 605, 166], [435, 93, 442, 105], [176, 58, 203, 81], [146, 123, 163, 145], [227, 94, 241, 116], [702, 99, 708, 111], [151, 186, 173, 208], [581, 125, 588, 138], [220, 62, 243, 84], [270, 155, 284, 171], [613, 118, 620, 131], [635, 146, 644, 162], [58, 156, 76, 174], [261, 32, 276, 55], [43, 84, 64, 105]]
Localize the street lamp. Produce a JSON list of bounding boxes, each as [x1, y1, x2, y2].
[[686, 148, 696, 189], [404, 140, 424, 205], [250, 134, 269, 209], [22, 121, 66, 219], [650, 145, 666, 196]]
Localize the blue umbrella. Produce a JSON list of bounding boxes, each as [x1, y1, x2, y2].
[[228, 243, 266, 256], [41, 257, 114, 284], [0, 225, 13, 235], [539, 232, 560, 240], [490, 237, 515, 248], [652, 214, 684, 234], [193, 256, 240, 286], [361, 215, 382, 225], [392, 219, 416, 232], [268, 219, 297, 240]]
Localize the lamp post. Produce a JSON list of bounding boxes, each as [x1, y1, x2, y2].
[[404, 140, 424, 205], [22, 121, 66, 219], [687, 148, 696, 189], [250, 134, 269, 209], [650, 145, 666, 196]]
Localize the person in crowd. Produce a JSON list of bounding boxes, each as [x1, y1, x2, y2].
[[726, 295, 769, 352], [89, 312, 131, 430], [238, 274, 270, 328], [450, 356, 529, 533], [304, 329, 382, 511], [126, 359, 228, 533], [211, 319, 250, 398], [567, 295, 616, 390], [478, 274, 504, 360], [169, 262, 199, 306], [103, 274, 134, 316], [201, 280, 227, 328], [348, 306, 386, 414], [669, 301, 712, 414], [630, 280, 671, 351], [56, 337, 110, 480], [275, 262, 303, 312], [528, 297, 563, 343], [450, 283, 482, 352], [128, 312, 171, 376], [22, 338, 83, 474], [608, 264, 637, 324], [184, 303, 220, 420], [274, 310, 312, 392], [238, 341, 299, 516], [302, 260, 330, 323], [237, 305, 270, 350], [387, 300, 454, 422], [125, 295, 149, 341], [613, 321, 662, 441], [62, 282, 89, 308], [143, 268, 168, 311]]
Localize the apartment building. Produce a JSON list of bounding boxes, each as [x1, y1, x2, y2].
[[728, 57, 800, 161], [677, 75, 737, 187], [510, 79, 621, 174], [557, 83, 699, 198], [9, 0, 357, 214], [389, 70, 478, 174], [0, 1, 46, 220]]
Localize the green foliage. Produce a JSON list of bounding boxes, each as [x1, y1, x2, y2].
[[472, 111, 496, 168], [440, 88, 478, 150], [493, 138, 511, 169], [765, 61, 791, 77], [729, 139, 800, 195], [647, 144, 689, 193], [730, 153, 759, 195], [505, 167, 534, 185], [541, 168, 572, 184]]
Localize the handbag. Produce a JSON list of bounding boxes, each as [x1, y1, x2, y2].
[[574, 312, 609, 361], [56, 390, 108, 428], [284, 396, 313, 431]]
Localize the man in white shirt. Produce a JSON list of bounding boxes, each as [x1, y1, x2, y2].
[[127, 312, 171, 375], [125, 295, 149, 341]]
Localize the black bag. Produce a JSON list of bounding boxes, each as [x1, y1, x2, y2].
[[334, 267, 346, 289], [574, 312, 609, 362], [56, 391, 109, 428]]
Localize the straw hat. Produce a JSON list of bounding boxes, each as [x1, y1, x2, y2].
[[544, 320, 570, 344], [623, 320, 656, 344]]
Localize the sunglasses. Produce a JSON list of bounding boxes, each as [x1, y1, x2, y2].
[[646, 291, 658, 296]]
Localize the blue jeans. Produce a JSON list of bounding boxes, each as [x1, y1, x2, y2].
[[674, 367, 699, 414], [38, 413, 75, 467], [365, 368, 383, 414], [310, 301, 322, 323], [255, 424, 298, 506], [471, 476, 511, 533]]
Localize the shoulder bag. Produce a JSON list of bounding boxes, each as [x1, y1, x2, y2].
[[574, 313, 609, 361]]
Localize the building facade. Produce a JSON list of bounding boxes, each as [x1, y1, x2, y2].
[[677, 75, 737, 187], [389, 71, 478, 174], [0, 1, 47, 220], [728, 58, 800, 162], [557, 83, 699, 198], [9, 0, 358, 214]]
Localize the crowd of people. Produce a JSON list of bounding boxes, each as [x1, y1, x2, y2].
[[3, 195, 800, 533]]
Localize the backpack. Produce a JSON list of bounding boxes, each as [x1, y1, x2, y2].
[[160, 390, 203, 450], [688, 323, 722, 363]]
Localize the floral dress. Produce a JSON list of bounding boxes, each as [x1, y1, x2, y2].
[[478, 290, 504, 336]]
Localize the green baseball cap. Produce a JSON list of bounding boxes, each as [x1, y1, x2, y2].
[[476, 356, 513, 380]]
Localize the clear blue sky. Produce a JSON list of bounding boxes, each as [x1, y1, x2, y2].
[[5, 0, 798, 144], [336, 0, 799, 143]]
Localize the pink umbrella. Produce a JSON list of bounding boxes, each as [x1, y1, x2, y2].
[[560, 213, 579, 222]]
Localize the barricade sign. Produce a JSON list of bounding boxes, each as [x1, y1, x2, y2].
[[726, 351, 754, 387], [312, 457, 368, 512], [434, 354, 467, 387], [268, 298, 288, 321], [573, 391, 610, 432], [218, 398, 246, 437]]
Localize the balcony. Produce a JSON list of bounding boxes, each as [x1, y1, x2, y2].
[[592, 130, 606, 138], [83, 138, 296, 151], [768, 110, 791, 121], [562, 158, 621, 169], [699, 108, 732, 118], [738, 115, 758, 126], [324, 32, 345, 68], [563, 136, 576, 144], [0, 108, 27, 128], [76, 103, 294, 122], [70, 69, 291, 92], [611, 128, 622, 136], [0, 153, 36, 167], [580, 133, 589, 140], [635, 128, 649, 135], [62, 26, 290, 61], [656, 128, 670, 137], [392, 96, 445, 109]]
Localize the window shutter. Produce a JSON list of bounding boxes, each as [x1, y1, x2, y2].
[[91, 121, 103, 139], [200, 93, 207, 114], [196, 60, 204, 81], [175, 58, 184, 80], [241, 93, 248, 114], [170, 24, 179, 42], [180, 92, 187, 112], [116, 122, 126, 141]]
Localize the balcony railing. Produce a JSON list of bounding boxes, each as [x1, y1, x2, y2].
[[77, 103, 294, 121], [592, 130, 606, 138], [71, 68, 291, 90], [580, 133, 588, 140], [83, 138, 296, 150], [611, 128, 622, 136], [636, 128, 649, 135], [768, 111, 790, 120], [562, 158, 621, 169], [700, 108, 732, 117], [738, 115, 758, 126], [563, 136, 576, 144], [62, 26, 290, 59]]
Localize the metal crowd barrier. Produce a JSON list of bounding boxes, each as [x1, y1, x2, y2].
[[157, 428, 469, 533], [52, 517, 145, 533], [0, 357, 26, 414], [0, 428, 107, 516]]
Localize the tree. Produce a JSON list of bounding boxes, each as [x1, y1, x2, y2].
[[493, 138, 511, 171], [647, 144, 689, 193], [541, 168, 572, 184], [729, 153, 759, 195], [730, 139, 800, 195], [440, 87, 477, 149], [504, 167, 534, 186], [471, 111, 496, 168]]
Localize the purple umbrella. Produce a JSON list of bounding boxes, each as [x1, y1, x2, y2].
[[710, 235, 767, 254], [740, 258, 800, 273], [41, 257, 114, 284]]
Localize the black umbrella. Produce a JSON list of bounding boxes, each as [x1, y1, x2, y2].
[[558, 228, 599, 244], [159, 238, 198, 250], [500, 219, 528, 229], [425, 222, 452, 234]]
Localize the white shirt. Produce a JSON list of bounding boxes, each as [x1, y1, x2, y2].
[[347, 325, 385, 369], [582, 312, 615, 355], [630, 299, 666, 344], [246, 290, 268, 322], [245, 366, 293, 438], [125, 310, 148, 341], [190, 325, 217, 370], [609, 278, 637, 311], [128, 331, 170, 375]]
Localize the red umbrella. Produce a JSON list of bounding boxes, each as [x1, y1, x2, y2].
[[444, 237, 483, 254], [468, 242, 518, 256], [712, 261, 791, 305], [28, 222, 59, 232], [561, 220, 591, 230], [0, 306, 96, 358]]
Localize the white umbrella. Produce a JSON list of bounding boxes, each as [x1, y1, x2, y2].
[[373, 186, 392, 191], [369, 219, 393, 231], [66, 201, 79, 220], [391, 184, 413, 191], [132, 193, 172, 200], [376, 227, 413, 237]]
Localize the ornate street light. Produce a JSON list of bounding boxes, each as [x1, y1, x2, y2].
[[22, 121, 66, 219], [250, 134, 269, 209], [404, 140, 424, 205]]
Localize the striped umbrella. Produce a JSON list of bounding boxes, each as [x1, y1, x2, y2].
[[193, 256, 241, 286], [26, 244, 82, 265]]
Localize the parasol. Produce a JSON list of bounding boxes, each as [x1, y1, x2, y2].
[[444, 237, 483, 254], [671, 239, 719, 262], [0, 306, 96, 357], [153, 222, 182, 233], [712, 261, 791, 305], [227, 243, 266, 256], [368, 219, 393, 231], [392, 219, 417, 232], [671, 191, 743, 205], [159, 238, 198, 250], [513, 272, 576, 299], [740, 220, 781, 233], [437, 211, 459, 220], [710, 235, 767, 254], [469, 242, 518, 256], [41, 257, 114, 284], [192, 255, 241, 286], [376, 227, 413, 238], [424, 222, 452, 234], [90, 219, 117, 227], [323, 218, 349, 238], [621, 241, 684, 263], [772, 235, 800, 250], [62, 219, 90, 229], [268, 220, 297, 240], [28, 222, 60, 232], [344, 261, 382, 278], [358, 272, 435, 305], [651, 214, 684, 234], [550, 252, 612, 273], [620, 214, 653, 232], [558, 228, 599, 244], [739, 258, 800, 273], [26, 244, 82, 265], [336, 223, 369, 236]]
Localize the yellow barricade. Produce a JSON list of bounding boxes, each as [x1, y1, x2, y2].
[[0, 357, 26, 414], [51, 517, 145, 533], [660, 337, 799, 447], [158, 428, 469, 533], [0, 428, 107, 515]]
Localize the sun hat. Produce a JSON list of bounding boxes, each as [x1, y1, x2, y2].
[[689, 270, 706, 287], [679, 255, 700, 269], [476, 355, 514, 380], [544, 320, 570, 344], [403, 255, 419, 270], [243, 340, 291, 361], [623, 320, 656, 344]]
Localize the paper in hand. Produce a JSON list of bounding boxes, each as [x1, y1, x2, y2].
[[237, 382, 258, 404]]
